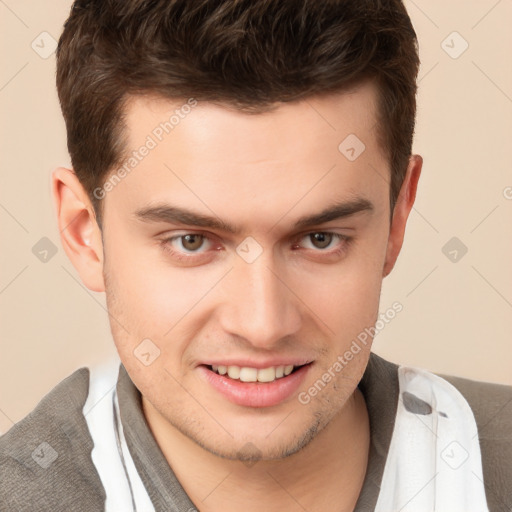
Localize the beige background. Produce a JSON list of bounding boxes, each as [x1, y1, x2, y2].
[[1, 0, 511, 434]]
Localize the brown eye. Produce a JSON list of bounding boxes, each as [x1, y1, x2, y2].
[[180, 234, 205, 251], [295, 232, 350, 255], [160, 232, 219, 264], [309, 233, 334, 249]]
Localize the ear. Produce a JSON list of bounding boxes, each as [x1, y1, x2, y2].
[[382, 155, 423, 277], [51, 167, 105, 292]]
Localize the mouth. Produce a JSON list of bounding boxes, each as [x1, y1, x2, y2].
[[206, 363, 307, 383], [198, 362, 313, 408]]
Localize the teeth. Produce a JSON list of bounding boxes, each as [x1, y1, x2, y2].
[[210, 364, 297, 382], [239, 367, 258, 382], [256, 367, 275, 382], [227, 366, 240, 379]]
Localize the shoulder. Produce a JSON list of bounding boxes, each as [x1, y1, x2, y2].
[[439, 371, 512, 420], [438, 371, 512, 438], [0, 367, 106, 512], [436, 371, 512, 512]]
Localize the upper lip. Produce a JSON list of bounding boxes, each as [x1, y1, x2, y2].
[[200, 358, 313, 369]]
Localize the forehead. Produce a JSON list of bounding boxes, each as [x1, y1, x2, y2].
[[122, 80, 381, 162], [103, 81, 388, 234]]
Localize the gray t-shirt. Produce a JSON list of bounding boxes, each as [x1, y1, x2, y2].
[[0, 352, 510, 511]]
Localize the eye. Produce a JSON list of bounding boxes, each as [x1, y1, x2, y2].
[[165, 233, 212, 253], [297, 232, 349, 252]]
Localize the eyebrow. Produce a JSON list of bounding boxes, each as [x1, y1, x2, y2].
[[134, 198, 374, 234]]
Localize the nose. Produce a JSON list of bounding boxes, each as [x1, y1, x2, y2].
[[218, 251, 302, 349]]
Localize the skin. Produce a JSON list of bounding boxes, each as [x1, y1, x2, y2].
[[52, 79, 422, 511]]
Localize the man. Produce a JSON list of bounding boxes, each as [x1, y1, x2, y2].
[[1, 0, 510, 511]]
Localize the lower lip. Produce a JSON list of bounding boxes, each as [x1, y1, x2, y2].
[[198, 364, 312, 408]]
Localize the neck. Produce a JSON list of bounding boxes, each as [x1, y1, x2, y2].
[[143, 388, 370, 512]]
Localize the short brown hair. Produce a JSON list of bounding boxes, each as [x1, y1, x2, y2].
[[56, 0, 420, 225]]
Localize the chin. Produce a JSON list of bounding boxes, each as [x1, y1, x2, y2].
[[178, 410, 327, 463]]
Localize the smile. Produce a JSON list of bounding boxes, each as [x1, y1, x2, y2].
[[199, 362, 313, 407], [210, 364, 296, 383]]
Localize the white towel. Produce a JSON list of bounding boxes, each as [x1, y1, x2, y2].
[[375, 365, 488, 512]]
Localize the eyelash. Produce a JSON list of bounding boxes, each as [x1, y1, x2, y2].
[[159, 231, 352, 262]]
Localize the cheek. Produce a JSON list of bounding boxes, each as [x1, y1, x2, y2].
[[302, 276, 381, 346], [292, 239, 385, 337], [103, 245, 222, 370], [105, 239, 199, 325]]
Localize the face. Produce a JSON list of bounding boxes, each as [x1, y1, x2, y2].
[[96, 81, 403, 460]]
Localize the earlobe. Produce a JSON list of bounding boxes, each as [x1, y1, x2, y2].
[[51, 167, 106, 292], [382, 155, 423, 277]]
